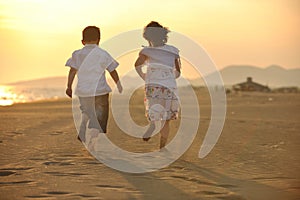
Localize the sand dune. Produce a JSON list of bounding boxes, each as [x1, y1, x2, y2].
[[0, 88, 299, 199]]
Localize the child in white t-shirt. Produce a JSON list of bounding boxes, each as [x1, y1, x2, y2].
[[65, 26, 122, 143], [134, 21, 181, 149]]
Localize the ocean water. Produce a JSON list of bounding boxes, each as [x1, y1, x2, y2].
[[0, 85, 66, 106]]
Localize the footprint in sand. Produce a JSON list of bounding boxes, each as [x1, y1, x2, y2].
[[43, 161, 75, 166], [46, 191, 70, 195], [4, 131, 25, 138], [201, 191, 226, 195], [0, 171, 16, 176], [24, 195, 51, 199], [44, 171, 87, 177], [0, 180, 34, 185], [0, 167, 33, 176], [49, 130, 67, 136]]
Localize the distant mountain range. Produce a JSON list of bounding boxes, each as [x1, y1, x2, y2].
[[9, 76, 67, 88], [7, 65, 300, 88], [218, 65, 300, 87]]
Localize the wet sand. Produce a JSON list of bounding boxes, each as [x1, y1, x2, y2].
[[0, 88, 299, 200]]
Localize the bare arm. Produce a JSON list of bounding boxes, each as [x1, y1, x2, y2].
[[134, 54, 147, 80], [174, 57, 181, 79], [66, 67, 77, 98], [109, 70, 123, 93]]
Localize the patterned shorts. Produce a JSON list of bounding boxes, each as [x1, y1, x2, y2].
[[144, 85, 179, 121]]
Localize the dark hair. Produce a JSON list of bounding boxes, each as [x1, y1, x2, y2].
[[82, 26, 100, 42], [143, 21, 169, 45]]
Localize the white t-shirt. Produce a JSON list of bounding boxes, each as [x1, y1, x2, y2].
[[65, 44, 118, 97], [139, 44, 179, 88]]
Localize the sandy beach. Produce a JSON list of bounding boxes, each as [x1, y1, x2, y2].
[[0, 88, 299, 200]]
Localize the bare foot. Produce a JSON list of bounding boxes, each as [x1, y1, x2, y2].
[[142, 123, 155, 142], [143, 137, 151, 142], [88, 138, 96, 152]]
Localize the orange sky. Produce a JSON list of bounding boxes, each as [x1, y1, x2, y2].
[[0, 0, 299, 84]]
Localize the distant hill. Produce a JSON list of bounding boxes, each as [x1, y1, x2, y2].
[[7, 65, 300, 88], [218, 65, 300, 87], [8, 76, 67, 88]]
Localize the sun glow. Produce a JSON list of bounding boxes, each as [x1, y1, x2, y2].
[[0, 0, 121, 33], [0, 0, 299, 84], [0, 86, 16, 106]]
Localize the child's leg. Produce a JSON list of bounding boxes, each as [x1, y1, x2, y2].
[[95, 94, 109, 133], [78, 113, 88, 142], [78, 96, 100, 142], [79, 97, 99, 130], [143, 121, 155, 141], [160, 120, 170, 148]]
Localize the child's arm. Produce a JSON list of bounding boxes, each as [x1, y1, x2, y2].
[[174, 57, 181, 79], [134, 54, 147, 80], [109, 70, 123, 93], [66, 67, 77, 98]]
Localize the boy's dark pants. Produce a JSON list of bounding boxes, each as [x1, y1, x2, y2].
[[78, 94, 109, 141]]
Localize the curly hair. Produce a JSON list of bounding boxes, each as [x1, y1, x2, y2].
[[143, 21, 170, 46]]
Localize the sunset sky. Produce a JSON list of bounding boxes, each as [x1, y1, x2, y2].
[[0, 0, 299, 84]]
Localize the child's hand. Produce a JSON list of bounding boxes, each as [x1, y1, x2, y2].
[[174, 70, 180, 79], [141, 73, 146, 81], [66, 88, 72, 98], [117, 82, 123, 93]]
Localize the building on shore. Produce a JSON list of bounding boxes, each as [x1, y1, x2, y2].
[[273, 87, 299, 93], [232, 77, 270, 92]]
